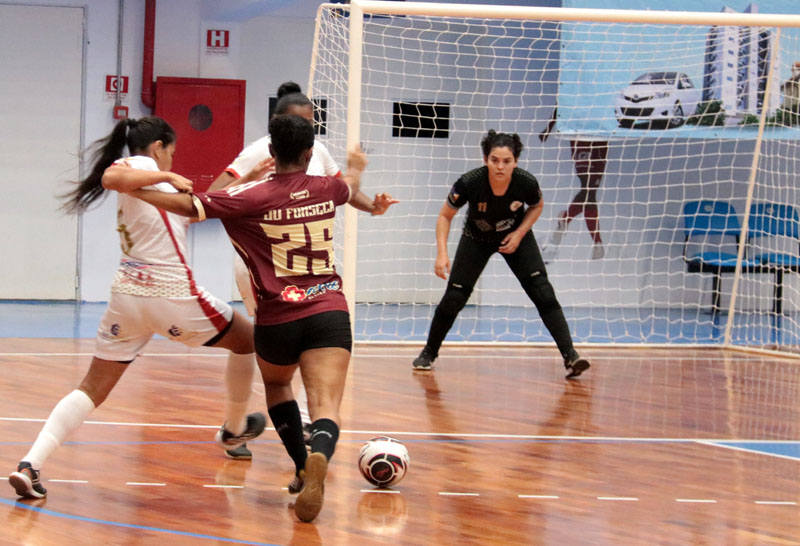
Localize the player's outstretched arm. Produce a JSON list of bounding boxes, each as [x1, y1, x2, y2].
[[349, 191, 399, 215], [342, 144, 368, 197], [102, 165, 193, 193], [129, 189, 198, 219]]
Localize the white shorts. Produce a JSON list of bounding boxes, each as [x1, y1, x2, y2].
[[94, 289, 234, 362], [233, 253, 256, 317]]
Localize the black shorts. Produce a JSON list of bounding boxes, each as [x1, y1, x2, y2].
[[254, 310, 352, 366]]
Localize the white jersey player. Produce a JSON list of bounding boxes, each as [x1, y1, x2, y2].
[[9, 117, 265, 500]]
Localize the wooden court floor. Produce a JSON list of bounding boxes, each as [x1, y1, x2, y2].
[[2, 339, 800, 545]]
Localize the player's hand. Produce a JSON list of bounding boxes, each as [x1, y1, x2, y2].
[[499, 230, 524, 254], [434, 253, 450, 280], [242, 157, 275, 183], [347, 144, 368, 172], [370, 193, 400, 215], [167, 173, 193, 193]]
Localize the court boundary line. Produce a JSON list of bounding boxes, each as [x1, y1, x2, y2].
[[2, 416, 798, 445]]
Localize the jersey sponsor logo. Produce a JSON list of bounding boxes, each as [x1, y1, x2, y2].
[[496, 219, 515, 232], [477, 202, 487, 212], [475, 219, 492, 232], [291, 190, 310, 200], [510, 200, 523, 212], [305, 280, 340, 299], [281, 285, 307, 302]]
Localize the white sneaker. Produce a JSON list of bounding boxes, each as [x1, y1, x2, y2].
[[592, 243, 605, 260], [550, 218, 568, 247]]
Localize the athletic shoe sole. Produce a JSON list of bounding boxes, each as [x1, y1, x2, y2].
[[295, 452, 327, 522], [565, 358, 591, 379], [9, 471, 46, 499], [224, 444, 253, 460], [216, 412, 267, 449]]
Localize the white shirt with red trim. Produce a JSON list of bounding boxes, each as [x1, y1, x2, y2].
[[110, 156, 195, 298], [225, 137, 340, 179]]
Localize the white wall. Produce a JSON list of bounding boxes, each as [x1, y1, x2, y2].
[[13, 0, 793, 313], [37, 0, 320, 302]]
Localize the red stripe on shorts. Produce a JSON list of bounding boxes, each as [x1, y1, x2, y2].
[[158, 209, 229, 333]]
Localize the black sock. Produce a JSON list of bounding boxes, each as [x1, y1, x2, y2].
[[268, 400, 307, 475], [539, 308, 577, 363], [425, 306, 459, 356], [309, 418, 340, 461]]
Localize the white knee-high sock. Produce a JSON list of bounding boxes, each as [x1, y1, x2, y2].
[[296, 383, 311, 425], [23, 389, 96, 470], [225, 352, 255, 436]]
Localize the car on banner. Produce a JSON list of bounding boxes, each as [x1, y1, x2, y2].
[[614, 71, 702, 129]]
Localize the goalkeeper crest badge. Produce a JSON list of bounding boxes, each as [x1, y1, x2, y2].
[[510, 201, 523, 211]]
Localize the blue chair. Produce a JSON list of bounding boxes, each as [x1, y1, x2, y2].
[[748, 203, 800, 314], [683, 200, 762, 314]]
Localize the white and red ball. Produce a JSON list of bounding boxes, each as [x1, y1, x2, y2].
[[358, 436, 409, 487]]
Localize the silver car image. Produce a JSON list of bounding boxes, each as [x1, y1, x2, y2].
[[615, 72, 702, 129]]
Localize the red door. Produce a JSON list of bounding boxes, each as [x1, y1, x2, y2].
[[155, 77, 246, 192]]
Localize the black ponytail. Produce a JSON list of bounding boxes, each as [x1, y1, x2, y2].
[[61, 116, 175, 214], [480, 129, 524, 160]]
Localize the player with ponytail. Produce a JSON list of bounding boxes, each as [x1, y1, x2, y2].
[[9, 117, 266, 500]]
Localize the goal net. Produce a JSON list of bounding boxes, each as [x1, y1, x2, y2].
[[309, 0, 800, 355]]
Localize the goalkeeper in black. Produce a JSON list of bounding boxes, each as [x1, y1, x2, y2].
[[412, 130, 591, 379]]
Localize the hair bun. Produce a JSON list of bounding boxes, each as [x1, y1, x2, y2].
[[277, 81, 302, 98]]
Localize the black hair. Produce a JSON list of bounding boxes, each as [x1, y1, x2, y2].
[[480, 130, 524, 160], [268, 114, 315, 165], [274, 81, 313, 116], [62, 116, 175, 214]]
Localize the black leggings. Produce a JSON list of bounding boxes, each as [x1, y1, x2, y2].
[[424, 232, 576, 361]]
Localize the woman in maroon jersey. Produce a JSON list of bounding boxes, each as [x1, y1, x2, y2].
[[128, 114, 397, 523]]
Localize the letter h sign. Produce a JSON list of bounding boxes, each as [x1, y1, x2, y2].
[[207, 30, 229, 49]]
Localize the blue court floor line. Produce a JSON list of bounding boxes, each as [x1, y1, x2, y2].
[[703, 441, 800, 461], [0, 497, 280, 546]]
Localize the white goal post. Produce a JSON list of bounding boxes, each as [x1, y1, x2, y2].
[[309, 0, 800, 356]]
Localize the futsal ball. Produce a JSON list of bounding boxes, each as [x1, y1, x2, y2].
[[358, 436, 409, 487]]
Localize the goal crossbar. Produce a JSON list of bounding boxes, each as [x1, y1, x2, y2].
[[352, 0, 800, 27]]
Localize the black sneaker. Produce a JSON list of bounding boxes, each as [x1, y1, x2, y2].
[[565, 356, 591, 379], [225, 443, 253, 460], [288, 472, 304, 494], [9, 462, 47, 499], [412, 348, 436, 371], [215, 412, 267, 449]]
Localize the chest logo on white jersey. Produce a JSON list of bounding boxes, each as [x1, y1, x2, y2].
[[291, 190, 309, 200]]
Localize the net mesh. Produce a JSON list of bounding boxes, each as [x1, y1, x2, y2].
[[309, 3, 800, 353]]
